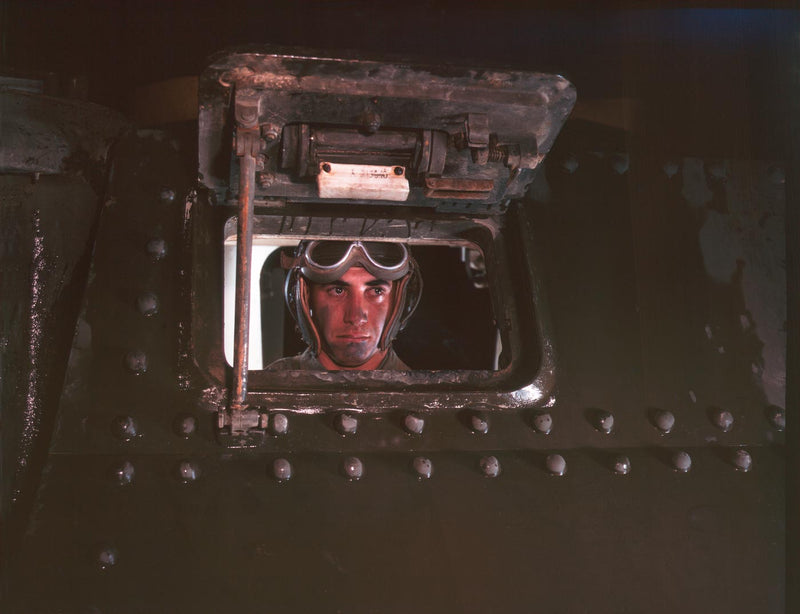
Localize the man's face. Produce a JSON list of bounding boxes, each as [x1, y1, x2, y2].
[[309, 267, 393, 369]]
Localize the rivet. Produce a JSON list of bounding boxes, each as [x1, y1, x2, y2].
[[611, 153, 630, 175], [270, 412, 289, 436], [403, 413, 424, 435], [111, 415, 139, 441], [707, 160, 728, 181], [177, 460, 199, 482], [613, 455, 631, 475], [124, 350, 147, 374], [335, 413, 358, 436], [562, 154, 579, 174], [96, 546, 118, 571], [479, 455, 501, 478], [273, 458, 293, 482], [710, 408, 734, 432], [733, 449, 752, 472], [652, 410, 675, 434], [146, 238, 167, 260], [672, 450, 692, 473], [767, 406, 785, 431], [343, 457, 364, 480], [322, 163, 332, 173], [532, 412, 553, 434], [545, 454, 566, 476], [136, 292, 159, 316], [663, 160, 680, 178], [113, 460, 135, 485], [593, 410, 614, 434], [173, 414, 197, 438], [413, 456, 433, 479], [470, 413, 490, 434], [767, 165, 785, 185], [261, 123, 281, 142], [159, 187, 176, 203], [363, 111, 381, 134]]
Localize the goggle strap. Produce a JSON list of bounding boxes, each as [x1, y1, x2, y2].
[[297, 276, 321, 355]]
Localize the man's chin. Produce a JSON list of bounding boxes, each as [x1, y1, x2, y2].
[[323, 343, 382, 369]]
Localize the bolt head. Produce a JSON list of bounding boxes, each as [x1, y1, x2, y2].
[[273, 458, 293, 482], [562, 154, 579, 174], [733, 449, 752, 472], [533, 412, 553, 434], [546, 454, 567, 476], [177, 460, 199, 482], [663, 160, 680, 178], [136, 292, 159, 317], [113, 460, 135, 485], [336, 413, 358, 436], [611, 153, 630, 175], [672, 450, 692, 473], [111, 415, 138, 441], [124, 350, 147, 374], [413, 456, 433, 479], [270, 412, 289, 436], [711, 408, 734, 432], [613, 455, 632, 475], [403, 413, 424, 435], [343, 457, 364, 480], [146, 238, 167, 261], [652, 410, 675, 434], [261, 123, 280, 141], [479, 455, 501, 478], [173, 414, 197, 438], [470, 413, 490, 434]]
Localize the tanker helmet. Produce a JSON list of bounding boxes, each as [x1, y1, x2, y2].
[[284, 240, 423, 354]]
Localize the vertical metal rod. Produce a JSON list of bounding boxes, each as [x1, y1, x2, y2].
[[231, 142, 256, 410]]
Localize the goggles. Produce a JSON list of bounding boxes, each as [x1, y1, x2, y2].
[[298, 240, 411, 283]]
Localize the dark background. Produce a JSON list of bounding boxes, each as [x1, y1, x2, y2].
[[2, 1, 798, 159]]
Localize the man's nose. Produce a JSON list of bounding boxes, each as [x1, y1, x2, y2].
[[343, 293, 367, 324]]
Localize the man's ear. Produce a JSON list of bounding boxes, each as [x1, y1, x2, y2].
[[297, 277, 322, 354]]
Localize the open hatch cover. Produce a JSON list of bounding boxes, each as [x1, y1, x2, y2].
[[199, 48, 576, 213]]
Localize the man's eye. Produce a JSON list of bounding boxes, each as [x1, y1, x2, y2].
[[328, 286, 346, 296], [370, 287, 386, 296]]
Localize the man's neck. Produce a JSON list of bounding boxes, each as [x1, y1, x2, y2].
[[316, 348, 389, 371]]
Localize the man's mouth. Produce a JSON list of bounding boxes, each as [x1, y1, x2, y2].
[[337, 333, 370, 341]]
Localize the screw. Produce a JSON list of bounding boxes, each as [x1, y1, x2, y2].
[[146, 238, 167, 261], [113, 460, 135, 485], [177, 460, 199, 482], [733, 449, 752, 472], [124, 350, 147, 374], [261, 123, 280, 142], [652, 410, 675, 434], [270, 412, 289, 436], [363, 112, 381, 134], [403, 413, 424, 435], [335, 413, 358, 436], [546, 454, 567, 476], [256, 171, 274, 188], [413, 456, 433, 479], [273, 458, 293, 482], [672, 450, 692, 473], [111, 415, 139, 441], [136, 292, 159, 317], [479, 455, 501, 478], [322, 163, 332, 173], [173, 414, 197, 438], [613, 455, 631, 475], [393, 166, 404, 176], [343, 457, 364, 480]]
